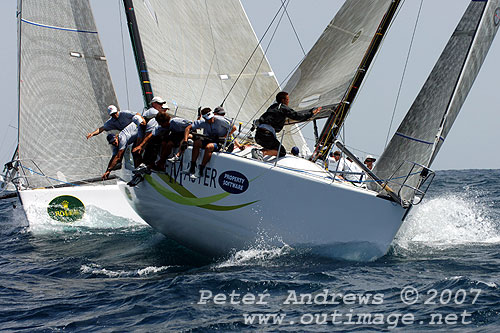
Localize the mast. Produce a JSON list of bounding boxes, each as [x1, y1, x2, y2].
[[122, 0, 153, 106], [313, 0, 402, 161], [16, 0, 22, 155]]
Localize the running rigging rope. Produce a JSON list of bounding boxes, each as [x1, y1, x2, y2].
[[384, 0, 424, 149], [232, 0, 290, 124], [280, 0, 306, 56], [220, 0, 290, 106]]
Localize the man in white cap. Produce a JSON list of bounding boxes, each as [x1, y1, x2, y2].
[[328, 150, 345, 175], [364, 155, 376, 170], [142, 96, 170, 121], [86, 105, 140, 139], [135, 97, 171, 165], [102, 114, 146, 179], [181, 107, 236, 179]]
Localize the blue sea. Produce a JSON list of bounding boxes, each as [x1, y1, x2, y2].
[[1, 169, 499, 332]]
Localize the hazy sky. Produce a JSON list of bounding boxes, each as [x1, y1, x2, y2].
[[0, 1, 498, 170]]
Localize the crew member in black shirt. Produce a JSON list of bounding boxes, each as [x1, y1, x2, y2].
[[252, 91, 321, 160]]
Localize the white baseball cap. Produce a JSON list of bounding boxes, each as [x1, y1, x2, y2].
[[202, 111, 214, 120], [364, 155, 377, 162], [151, 96, 169, 109], [107, 105, 118, 115]]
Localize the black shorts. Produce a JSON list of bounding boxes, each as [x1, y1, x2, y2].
[[165, 131, 184, 146], [200, 138, 222, 152], [255, 127, 286, 157]]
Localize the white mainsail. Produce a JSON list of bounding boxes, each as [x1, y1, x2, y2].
[[373, 0, 500, 201], [126, 0, 308, 151], [18, 0, 118, 188]]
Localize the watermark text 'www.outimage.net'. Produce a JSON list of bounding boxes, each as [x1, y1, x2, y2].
[[197, 287, 483, 328]]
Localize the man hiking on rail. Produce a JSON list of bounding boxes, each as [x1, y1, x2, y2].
[[86, 105, 141, 139], [252, 91, 321, 160], [182, 108, 236, 179], [102, 114, 146, 180]]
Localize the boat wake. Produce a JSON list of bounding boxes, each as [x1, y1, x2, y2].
[[214, 234, 292, 269], [21, 204, 146, 234], [394, 190, 500, 250], [80, 263, 173, 278]]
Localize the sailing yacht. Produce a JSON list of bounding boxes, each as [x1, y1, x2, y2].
[[115, 0, 499, 260], [5, 0, 144, 225]]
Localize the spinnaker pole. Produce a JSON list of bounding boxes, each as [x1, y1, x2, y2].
[[122, 0, 153, 106], [312, 0, 402, 161]]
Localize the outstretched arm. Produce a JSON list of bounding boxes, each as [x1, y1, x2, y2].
[[87, 127, 104, 139], [132, 132, 153, 154], [284, 105, 322, 122], [102, 150, 125, 180]]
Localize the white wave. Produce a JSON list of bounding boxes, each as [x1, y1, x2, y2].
[[81, 263, 171, 278], [215, 232, 292, 269], [395, 192, 500, 249], [25, 204, 146, 234]]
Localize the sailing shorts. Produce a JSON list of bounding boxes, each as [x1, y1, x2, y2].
[[201, 138, 223, 152], [165, 131, 184, 146], [255, 127, 286, 157]]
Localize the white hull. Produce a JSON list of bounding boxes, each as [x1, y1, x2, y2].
[[18, 183, 145, 226], [122, 148, 406, 261]]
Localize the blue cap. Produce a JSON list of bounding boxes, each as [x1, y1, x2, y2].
[[106, 133, 116, 144], [291, 146, 299, 156]]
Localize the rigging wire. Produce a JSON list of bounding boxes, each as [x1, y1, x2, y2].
[[231, 0, 290, 125], [203, 0, 225, 105], [221, 0, 289, 106], [197, 51, 217, 107], [118, 0, 131, 109], [238, 59, 304, 142], [311, 0, 406, 159], [384, 0, 423, 149], [280, 0, 306, 56]]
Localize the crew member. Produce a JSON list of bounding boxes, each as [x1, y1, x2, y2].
[[102, 115, 145, 179], [86, 105, 140, 139], [252, 91, 321, 160], [182, 108, 236, 179]]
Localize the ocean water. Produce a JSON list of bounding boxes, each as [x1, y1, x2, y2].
[[1, 169, 499, 332]]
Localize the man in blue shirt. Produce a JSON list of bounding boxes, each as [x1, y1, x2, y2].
[[182, 108, 236, 179], [86, 105, 140, 139], [102, 115, 145, 180]]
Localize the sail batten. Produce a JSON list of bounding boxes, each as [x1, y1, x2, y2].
[[373, 0, 500, 201], [18, 0, 118, 189]]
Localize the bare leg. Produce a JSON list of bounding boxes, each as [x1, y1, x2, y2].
[[156, 141, 174, 170], [262, 149, 278, 157], [191, 139, 202, 164], [201, 143, 215, 166]]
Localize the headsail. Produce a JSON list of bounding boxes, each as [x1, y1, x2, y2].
[[284, 0, 396, 113], [373, 0, 500, 201], [18, 0, 118, 188], [281, 0, 401, 160], [123, 0, 307, 151]]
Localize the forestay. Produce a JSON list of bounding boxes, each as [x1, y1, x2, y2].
[[373, 0, 500, 201], [127, 0, 308, 151], [18, 0, 118, 188], [284, 0, 394, 114]]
